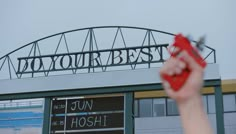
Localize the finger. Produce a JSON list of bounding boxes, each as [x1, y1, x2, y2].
[[178, 51, 203, 71], [175, 67, 182, 75], [160, 57, 180, 76], [163, 81, 176, 98], [177, 59, 186, 69], [174, 59, 186, 75], [163, 81, 171, 89]]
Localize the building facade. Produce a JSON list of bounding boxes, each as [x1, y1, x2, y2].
[[0, 26, 233, 134]]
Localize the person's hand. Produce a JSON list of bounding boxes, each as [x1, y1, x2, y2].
[[160, 51, 204, 104]]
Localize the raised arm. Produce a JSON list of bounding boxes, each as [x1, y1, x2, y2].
[[160, 51, 213, 134]]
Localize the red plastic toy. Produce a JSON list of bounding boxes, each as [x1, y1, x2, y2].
[[162, 34, 207, 91]]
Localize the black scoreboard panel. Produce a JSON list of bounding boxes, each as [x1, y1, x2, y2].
[[50, 95, 124, 134]]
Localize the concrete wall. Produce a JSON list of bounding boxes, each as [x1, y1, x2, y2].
[[135, 116, 183, 134], [135, 113, 236, 134]]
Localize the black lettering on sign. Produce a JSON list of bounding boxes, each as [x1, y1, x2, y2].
[[60, 55, 73, 69], [66, 113, 124, 130], [111, 50, 123, 65], [17, 44, 169, 74], [30, 57, 43, 71], [52, 100, 66, 114], [67, 96, 124, 113]]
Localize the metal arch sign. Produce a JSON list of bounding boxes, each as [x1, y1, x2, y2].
[[0, 26, 216, 80]]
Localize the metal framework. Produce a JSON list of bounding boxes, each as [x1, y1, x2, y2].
[[0, 26, 216, 80]]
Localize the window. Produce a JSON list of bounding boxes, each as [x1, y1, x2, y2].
[[167, 99, 179, 115], [135, 93, 236, 118], [202, 96, 208, 113], [139, 99, 152, 117], [207, 95, 216, 114], [153, 98, 166, 117], [134, 100, 139, 117], [223, 94, 236, 112], [0, 98, 44, 134]]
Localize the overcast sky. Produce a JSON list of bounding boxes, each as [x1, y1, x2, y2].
[[0, 0, 235, 80]]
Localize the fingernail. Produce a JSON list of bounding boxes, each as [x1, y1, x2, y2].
[[176, 68, 182, 75], [179, 62, 186, 69]]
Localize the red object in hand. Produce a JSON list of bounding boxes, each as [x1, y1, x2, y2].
[[162, 34, 207, 91]]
